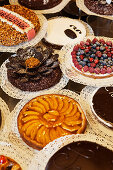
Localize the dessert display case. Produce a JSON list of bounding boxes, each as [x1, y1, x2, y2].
[[0, 0, 113, 169]]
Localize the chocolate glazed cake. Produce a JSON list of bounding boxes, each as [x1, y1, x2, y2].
[[0, 110, 2, 127], [18, 0, 62, 10], [92, 87, 113, 126], [46, 141, 113, 170], [84, 0, 113, 15]]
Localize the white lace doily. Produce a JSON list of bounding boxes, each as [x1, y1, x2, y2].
[[0, 58, 69, 99], [0, 14, 48, 53], [76, 0, 113, 20], [9, 0, 71, 14], [80, 86, 113, 143], [0, 97, 10, 136], [0, 141, 38, 170], [5, 89, 93, 154], [36, 133, 113, 170], [59, 35, 113, 87]]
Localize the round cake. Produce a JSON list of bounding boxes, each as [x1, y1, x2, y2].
[[0, 110, 1, 128], [84, 0, 113, 15], [0, 5, 40, 46], [71, 38, 113, 79], [43, 17, 86, 49], [6, 46, 62, 92], [45, 141, 113, 170], [18, 0, 62, 10], [18, 94, 87, 150], [0, 155, 21, 169], [91, 87, 113, 128]]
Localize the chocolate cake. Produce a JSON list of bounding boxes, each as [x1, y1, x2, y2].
[[0, 5, 40, 46], [6, 46, 62, 92], [0, 110, 1, 128], [92, 87, 113, 127], [46, 141, 113, 170], [0, 155, 21, 169], [18, 0, 62, 10], [84, 0, 113, 15]]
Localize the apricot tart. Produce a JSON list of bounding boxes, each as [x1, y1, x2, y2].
[[71, 38, 113, 79], [18, 94, 87, 150], [0, 155, 21, 169]]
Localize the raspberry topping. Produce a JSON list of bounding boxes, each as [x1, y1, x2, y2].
[[71, 38, 113, 75]]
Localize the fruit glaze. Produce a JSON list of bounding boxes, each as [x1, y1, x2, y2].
[[71, 38, 113, 78]]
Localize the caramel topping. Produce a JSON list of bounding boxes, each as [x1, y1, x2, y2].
[[25, 57, 40, 68]]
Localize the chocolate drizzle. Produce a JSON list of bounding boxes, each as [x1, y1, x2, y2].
[[46, 141, 113, 170], [93, 87, 113, 124], [64, 29, 77, 39]]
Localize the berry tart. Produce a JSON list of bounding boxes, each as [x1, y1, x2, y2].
[[0, 5, 40, 46], [18, 0, 62, 10], [71, 37, 113, 79], [45, 141, 113, 170], [18, 94, 87, 150], [91, 87, 113, 128], [84, 0, 113, 15], [0, 155, 21, 169], [6, 46, 62, 92]]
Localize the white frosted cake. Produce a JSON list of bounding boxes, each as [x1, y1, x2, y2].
[[43, 17, 86, 49]]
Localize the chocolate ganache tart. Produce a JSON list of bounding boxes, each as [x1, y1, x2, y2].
[[45, 141, 113, 170], [18, 94, 87, 150], [91, 87, 113, 128]]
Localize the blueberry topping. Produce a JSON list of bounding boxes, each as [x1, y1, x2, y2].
[[100, 46, 105, 51]]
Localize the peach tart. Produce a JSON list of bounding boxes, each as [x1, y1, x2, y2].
[[18, 94, 87, 150]]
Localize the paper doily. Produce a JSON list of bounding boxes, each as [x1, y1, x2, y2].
[[0, 14, 48, 53], [6, 89, 92, 154], [76, 0, 113, 20], [80, 86, 113, 143], [0, 58, 69, 99], [59, 35, 113, 87], [0, 141, 38, 170], [36, 133, 113, 170], [9, 0, 71, 14], [0, 97, 10, 135]]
